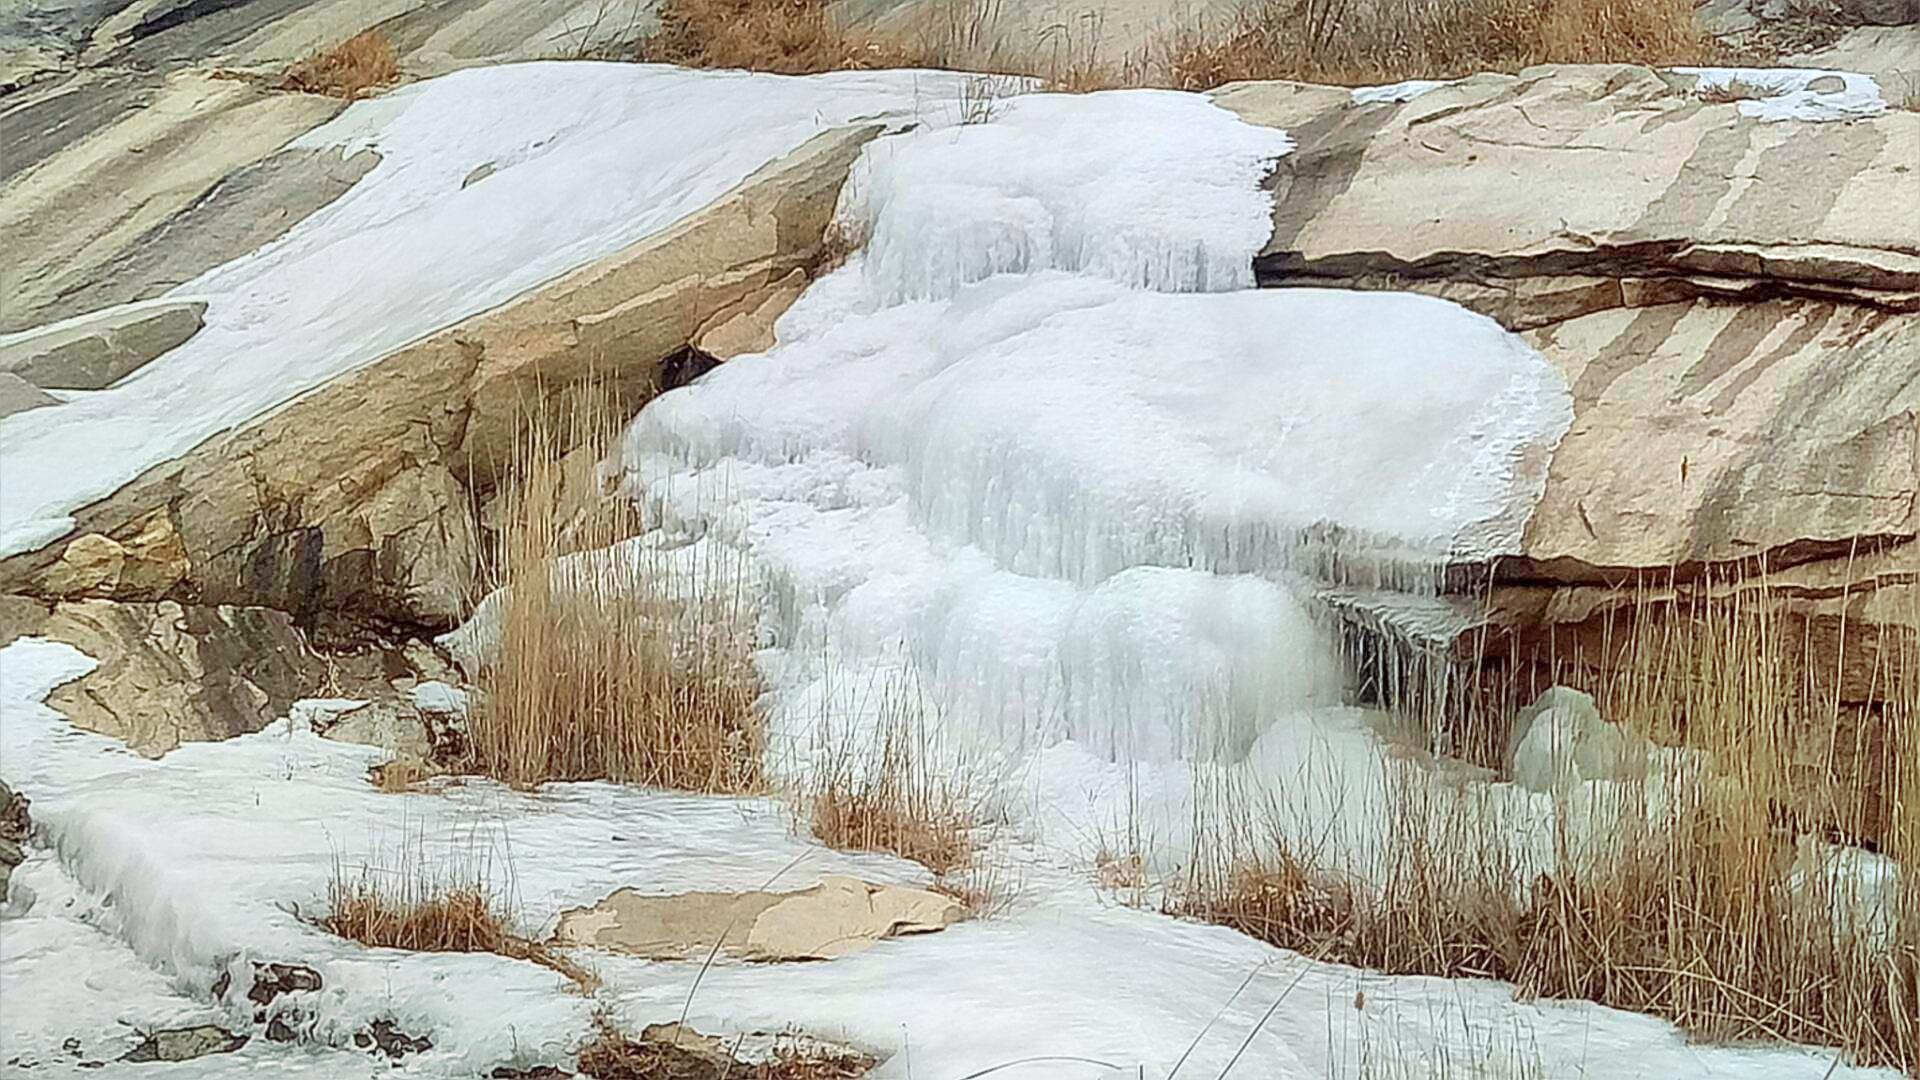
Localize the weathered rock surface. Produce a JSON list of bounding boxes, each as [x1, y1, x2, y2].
[[552, 876, 964, 961], [0, 301, 206, 389], [1222, 64, 1918, 839], [0, 72, 347, 332], [0, 372, 57, 419], [0, 779, 28, 903], [0, 124, 880, 631], [1, 0, 659, 98], [36, 600, 324, 755], [119, 1025, 249, 1063]]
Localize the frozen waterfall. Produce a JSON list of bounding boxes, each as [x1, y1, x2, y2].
[[620, 88, 1573, 767]]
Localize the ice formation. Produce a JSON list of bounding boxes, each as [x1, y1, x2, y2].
[[623, 89, 1574, 766]]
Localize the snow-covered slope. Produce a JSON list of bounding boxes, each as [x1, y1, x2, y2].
[[0, 62, 975, 558]]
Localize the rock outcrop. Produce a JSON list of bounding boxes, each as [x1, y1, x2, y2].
[[0, 123, 879, 633], [0, 301, 206, 389], [1221, 65, 1918, 838], [37, 600, 325, 755], [553, 876, 965, 961]]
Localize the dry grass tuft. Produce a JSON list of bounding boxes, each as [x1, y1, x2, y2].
[[281, 31, 400, 99], [578, 1019, 872, 1080], [323, 842, 600, 990], [326, 877, 508, 953], [1165, 0, 1715, 90], [807, 690, 977, 877], [461, 397, 764, 792], [1696, 76, 1788, 104], [639, 0, 935, 74], [1174, 578, 1920, 1069]]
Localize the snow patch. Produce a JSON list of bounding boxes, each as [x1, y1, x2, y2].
[[1350, 78, 1452, 105], [1674, 66, 1888, 122]]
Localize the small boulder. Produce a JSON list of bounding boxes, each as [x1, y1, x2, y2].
[[120, 1026, 248, 1063]]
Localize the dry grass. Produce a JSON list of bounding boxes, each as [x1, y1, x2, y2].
[[806, 688, 977, 877], [368, 756, 438, 793], [578, 1019, 871, 1080], [1172, 578, 1920, 1069], [281, 31, 400, 100], [1696, 75, 1788, 104], [323, 840, 601, 990], [639, 0, 938, 74], [1164, 0, 1715, 90], [460, 398, 764, 792]]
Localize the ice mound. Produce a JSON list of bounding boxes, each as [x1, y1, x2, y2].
[[624, 90, 1573, 764], [842, 90, 1294, 304]]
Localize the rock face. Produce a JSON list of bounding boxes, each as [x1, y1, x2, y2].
[[0, 72, 349, 333], [552, 876, 965, 961], [0, 124, 881, 632], [0, 301, 206, 389], [37, 600, 324, 755], [0, 372, 57, 419], [1220, 65, 1919, 839]]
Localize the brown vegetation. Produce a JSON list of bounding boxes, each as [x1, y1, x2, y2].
[[461, 399, 764, 792], [1166, 0, 1715, 89], [1172, 582, 1920, 1070], [639, 0, 936, 74], [806, 690, 977, 876], [281, 31, 400, 100], [323, 846, 600, 989], [638, 0, 1716, 90], [578, 1020, 872, 1080]]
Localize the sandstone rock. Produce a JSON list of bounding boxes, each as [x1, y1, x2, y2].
[[1791, 24, 1920, 83], [0, 124, 883, 630], [0, 72, 347, 333], [1218, 65, 1918, 845], [38, 511, 190, 600], [0, 301, 205, 389], [0, 594, 51, 648], [552, 876, 963, 961], [0, 372, 56, 419], [1231, 66, 1920, 304], [296, 698, 433, 760], [120, 1026, 248, 1063], [39, 600, 323, 755]]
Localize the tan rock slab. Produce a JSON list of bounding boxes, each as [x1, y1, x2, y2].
[[552, 876, 963, 961]]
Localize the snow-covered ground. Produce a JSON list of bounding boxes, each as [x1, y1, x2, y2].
[[0, 61, 1902, 1080]]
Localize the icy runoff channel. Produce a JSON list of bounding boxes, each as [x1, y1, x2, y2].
[[0, 61, 982, 558], [623, 89, 1574, 765]]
